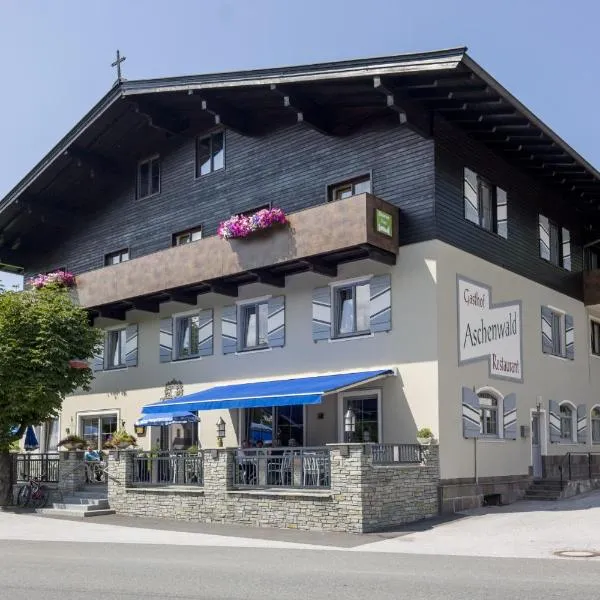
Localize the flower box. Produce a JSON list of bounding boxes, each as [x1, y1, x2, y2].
[[30, 270, 76, 289], [217, 207, 288, 240]]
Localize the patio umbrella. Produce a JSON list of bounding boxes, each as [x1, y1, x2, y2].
[[24, 425, 39, 451]]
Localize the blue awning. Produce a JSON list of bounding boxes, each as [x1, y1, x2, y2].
[[140, 369, 394, 415], [135, 411, 198, 427]]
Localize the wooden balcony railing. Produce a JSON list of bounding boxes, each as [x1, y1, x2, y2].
[[73, 193, 399, 310]]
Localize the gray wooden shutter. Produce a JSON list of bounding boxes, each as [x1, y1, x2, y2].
[[159, 318, 173, 363], [197, 309, 213, 357], [541, 306, 553, 354], [565, 314, 574, 360], [369, 274, 392, 333], [562, 227, 571, 271], [222, 305, 238, 354], [549, 399, 561, 443], [577, 404, 588, 444], [92, 333, 105, 372], [503, 393, 517, 440], [267, 296, 285, 348], [496, 187, 508, 239], [462, 387, 480, 439], [463, 167, 479, 225], [312, 286, 331, 342], [125, 324, 138, 367]]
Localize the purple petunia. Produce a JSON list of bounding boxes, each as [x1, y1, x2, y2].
[[218, 207, 288, 240]]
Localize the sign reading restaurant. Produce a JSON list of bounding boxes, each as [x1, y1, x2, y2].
[[457, 275, 523, 381]]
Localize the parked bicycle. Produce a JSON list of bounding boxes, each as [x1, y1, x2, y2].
[[16, 475, 50, 508]]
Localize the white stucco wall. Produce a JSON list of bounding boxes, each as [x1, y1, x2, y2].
[[61, 243, 439, 450]]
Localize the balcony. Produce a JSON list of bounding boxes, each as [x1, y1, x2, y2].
[[74, 194, 399, 317], [584, 270, 600, 307]]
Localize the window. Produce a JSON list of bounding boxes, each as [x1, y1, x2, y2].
[[328, 175, 371, 202], [463, 167, 508, 237], [551, 312, 564, 356], [137, 156, 160, 199], [343, 394, 380, 443], [560, 404, 574, 441], [542, 307, 574, 359], [242, 406, 304, 447], [586, 248, 600, 270], [175, 315, 201, 359], [478, 392, 499, 436], [592, 408, 600, 444], [539, 214, 571, 270], [240, 204, 270, 218], [81, 414, 118, 450], [105, 249, 129, 266], [333, 282, 370, 338], [105, 329, 127, 369], [240, 302, 269, 350], [173, 227, 202, 246], [196, 132, 224, 177], [591, 321, 600, 356]]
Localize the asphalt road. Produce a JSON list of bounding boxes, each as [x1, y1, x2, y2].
[[2, 541, 600, 600]]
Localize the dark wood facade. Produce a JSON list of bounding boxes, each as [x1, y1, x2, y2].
[[2, 49, 599, 306]]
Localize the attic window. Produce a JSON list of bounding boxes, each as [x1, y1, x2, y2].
[[137, 156, 160, 199]]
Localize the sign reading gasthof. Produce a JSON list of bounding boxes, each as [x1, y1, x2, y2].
[[457, 276, 522, 381]]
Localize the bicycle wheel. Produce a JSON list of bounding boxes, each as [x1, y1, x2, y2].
[[31, 486, 49, 509], [16, 484, 31, 508]]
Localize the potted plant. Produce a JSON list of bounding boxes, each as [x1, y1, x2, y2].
[[417, 427, 434, 445], [105, 429, 137, 450], [217, 207, 288, 240], [57, 434, 87, 451]]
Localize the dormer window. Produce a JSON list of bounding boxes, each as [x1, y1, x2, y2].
[[137, 156, 160, 199]]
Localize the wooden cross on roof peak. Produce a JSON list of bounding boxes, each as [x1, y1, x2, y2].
[[111, 49, 126, 83]]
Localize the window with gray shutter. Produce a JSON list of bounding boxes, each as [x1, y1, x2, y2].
[[125, 324, 138, 367], [221, 305, 238, 354], [461, 387, 480, 439], [539, 213, 571, 270], [159, 318, 173, 363], [463, 167, 508, 237], [565, 314, 574, 360], [548, 400, 561, 443], [197, 309, 214, 357], [312, 287, 332, 342], [541, 306, 554, 354], [577, 404, 588, 444], [369, 275, 392, 333], [503, 393, 517, 440], [267, 296, 285, 348], [92, 336, 105, 372]]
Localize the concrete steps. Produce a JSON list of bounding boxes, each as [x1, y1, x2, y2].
[[524, 480, 564, 501], [38, 489, 114, 518]]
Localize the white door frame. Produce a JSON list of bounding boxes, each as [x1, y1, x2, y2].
[[530, 408, 547, 478]]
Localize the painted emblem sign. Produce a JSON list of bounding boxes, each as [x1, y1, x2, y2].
[[457, 275, 523, 381]]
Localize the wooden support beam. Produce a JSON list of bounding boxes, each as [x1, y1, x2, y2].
[[200, 98, 253, 136], [250, 269, 286, 288], [129, 298, 161, 313], [269, 84, 333, 135], [373, 76, 407, 124], [210, 282, 239, 297], [303, 258, 337, 277], [133, 99, 189, 135], [364, 246, 397, 266], [98, 307, 127, 321], [167, 291, 198, 306]]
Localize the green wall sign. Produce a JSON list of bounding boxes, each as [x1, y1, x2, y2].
[[375, 209, 393, 237]]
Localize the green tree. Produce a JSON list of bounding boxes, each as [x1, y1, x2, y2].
[[0, 285, 101, 505]]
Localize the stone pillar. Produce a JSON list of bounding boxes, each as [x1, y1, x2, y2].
[[107, 451, 132, 511], [328, 444, 367, 533], [58, 451, 86, 495], [203, 449, 232, 493]]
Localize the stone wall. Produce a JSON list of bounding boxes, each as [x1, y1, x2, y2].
[[107, 444, 440, 533]]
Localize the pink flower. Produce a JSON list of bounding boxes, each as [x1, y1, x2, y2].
[[29, 270, 76, 289], [218, 207, 288, 240]]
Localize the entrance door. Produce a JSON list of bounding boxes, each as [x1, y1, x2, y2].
[[531, 413, 542, 479]]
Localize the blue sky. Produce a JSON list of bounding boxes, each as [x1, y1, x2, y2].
[[1, 0, 599, 197]]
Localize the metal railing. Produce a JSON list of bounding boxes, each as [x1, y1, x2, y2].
[[559, 452, 600, 486], [131, 451, 203, 486], [233, 447, 331, 489], [370, 443, 424, 464], [13, 453, 60, 483]]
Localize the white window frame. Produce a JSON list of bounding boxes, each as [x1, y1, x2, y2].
[[236, 295, 271, 352], [330, 277, 371, 339], [104, 325, 127, 370], [77, 410, 120, 450], [337, 389, 383, 443], [173, 227, 203, 246], [105, 248, 130, 266], [196, 131, 225, 178], [591, 405, 600, 445], [328, 174, 372, 202], [558, 401, 577, 443], [136, 154, 161, 199], [171, 307, 207, 362], [476, 386, 504, 440], [173, 314, 202, 361], [546, 305, 566, 358]]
